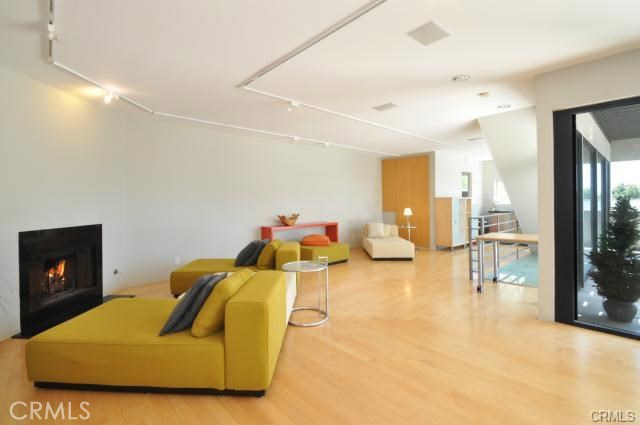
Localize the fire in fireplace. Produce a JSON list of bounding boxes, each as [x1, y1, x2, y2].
[[43, 258, 67, 295], [19, 225, 103, 337]]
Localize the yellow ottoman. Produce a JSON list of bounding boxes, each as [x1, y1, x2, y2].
[[300, 243, 350, 264]]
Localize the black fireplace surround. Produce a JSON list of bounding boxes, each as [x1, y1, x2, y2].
[[19, 225, 102, 337]]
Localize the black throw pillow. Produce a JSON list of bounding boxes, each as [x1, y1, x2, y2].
[[235, 240, 267, 266], [159, 273, 227, 336]]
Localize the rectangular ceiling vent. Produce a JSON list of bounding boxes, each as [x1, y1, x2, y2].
[[407, 21, 450, 47], [373, 102, 398, 112]]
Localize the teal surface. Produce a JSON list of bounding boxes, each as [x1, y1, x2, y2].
[[487, 254, 538, 287]]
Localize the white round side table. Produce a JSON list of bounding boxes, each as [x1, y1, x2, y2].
[[282, 256, 329, 327]]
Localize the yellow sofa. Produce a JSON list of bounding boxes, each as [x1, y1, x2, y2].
[[26, 271, 287, 396], [300, 242, 350, 264], [170, 242, 300, 296]]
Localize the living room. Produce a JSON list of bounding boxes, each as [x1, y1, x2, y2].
[[1, 1, 640, 424]]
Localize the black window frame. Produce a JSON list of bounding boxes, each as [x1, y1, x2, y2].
[[553, 95, 640, 341]]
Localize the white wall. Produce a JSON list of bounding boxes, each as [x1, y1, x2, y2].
[[0, 66, 382, 340], [576, 113, 611, 160], [0, 66, 129, 339], [434, 150, 482, 216], [479, 160, 512, 214], [535, 48, 640, 321], [123, 112, 381, 285], [478, 107, 538, 234]]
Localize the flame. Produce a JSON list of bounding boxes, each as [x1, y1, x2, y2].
[[47, 259, 66, 278], [57, 259, 65, 277]]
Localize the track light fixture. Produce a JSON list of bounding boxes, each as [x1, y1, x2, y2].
[[103, 91, 119, 105], [286, 100, 300, 112], [47, 24, 56, 41]]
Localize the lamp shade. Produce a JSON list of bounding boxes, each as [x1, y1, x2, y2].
[[403, 207, 413, 216]]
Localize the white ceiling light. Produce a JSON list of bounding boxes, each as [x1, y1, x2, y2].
[[497, 104, 512, 109], [452, 74, 470, 82], [407, 21, 450, 47]]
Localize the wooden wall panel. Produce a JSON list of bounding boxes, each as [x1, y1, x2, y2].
[[413, 212, 429, 247], [395, 157, 412, 210], [381, 159, 397, 212], [396, 211, 429, 247], [381, 154, 431, 248], [410, 156, 429, 213]]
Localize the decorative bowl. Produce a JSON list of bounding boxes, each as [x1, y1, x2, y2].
[[278, 213, 300, 226]]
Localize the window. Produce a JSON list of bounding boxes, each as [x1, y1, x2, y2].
[[461, 172, 472, 197], [493, 180, 511, 205]]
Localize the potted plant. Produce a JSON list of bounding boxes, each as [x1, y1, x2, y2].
[[588, 196, 640, 322]]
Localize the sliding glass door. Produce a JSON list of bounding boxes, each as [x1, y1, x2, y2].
[[554, 97, 640, 340]]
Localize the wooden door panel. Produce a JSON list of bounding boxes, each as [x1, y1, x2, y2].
[[410, 156, 429, 213], [412, 211, 429, 247], [395, 157, 412, 210]]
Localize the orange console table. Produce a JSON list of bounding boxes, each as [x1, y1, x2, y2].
[[261, 222, 339, 242]]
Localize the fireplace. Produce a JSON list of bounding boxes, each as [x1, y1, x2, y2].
[[19, 225, 102, 337]]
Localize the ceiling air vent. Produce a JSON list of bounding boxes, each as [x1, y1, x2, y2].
[[407, 21, 450, 47], [373, 102, 398, 112]]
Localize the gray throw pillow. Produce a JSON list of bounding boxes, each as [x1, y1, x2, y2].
[[243, 239, 268, 266], [170, 272, 227, 332], [235, 240, 267, 266], [159, 273, 226, 335]]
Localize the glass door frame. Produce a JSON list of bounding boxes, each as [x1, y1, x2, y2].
[[553, 95, 640, 340]]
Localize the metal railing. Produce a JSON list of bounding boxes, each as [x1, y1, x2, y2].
[[468, 212, 521, 280]]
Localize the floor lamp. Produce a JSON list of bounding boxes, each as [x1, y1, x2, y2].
[[403, 207, 414, 243]]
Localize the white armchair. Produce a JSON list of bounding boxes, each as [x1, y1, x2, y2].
[[362, 223, 415, 260]]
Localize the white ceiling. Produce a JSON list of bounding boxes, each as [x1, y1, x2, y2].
[[13, 0, 640, 157]]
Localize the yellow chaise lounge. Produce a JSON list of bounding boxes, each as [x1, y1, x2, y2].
[[26, 271, 287, 396]]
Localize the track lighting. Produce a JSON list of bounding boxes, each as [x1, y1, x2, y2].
[[45, 2, 398, 157], [286, 100, 300, 112], [103, 91, 119, 105], [47, 24, 56, 41]]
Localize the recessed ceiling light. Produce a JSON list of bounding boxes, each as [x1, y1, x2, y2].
[[478, 92, 490, 98], [452, 74, 470, 82], [373, 102, 398, 112], [497, 104, 511, 109]]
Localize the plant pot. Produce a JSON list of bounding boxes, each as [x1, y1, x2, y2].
[[603, 299, 638, 323]]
